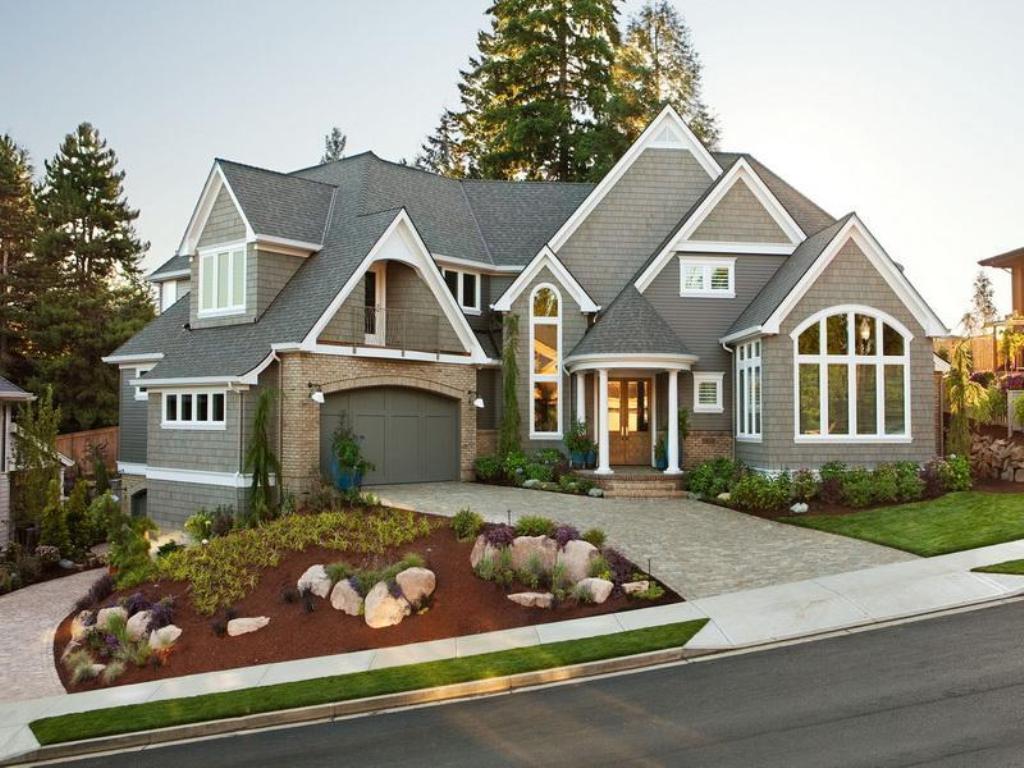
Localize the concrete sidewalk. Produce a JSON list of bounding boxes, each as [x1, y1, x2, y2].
[[4, 539, 1024, 764]]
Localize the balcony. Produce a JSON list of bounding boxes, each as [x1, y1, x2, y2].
[[318, 305, 467, 357]]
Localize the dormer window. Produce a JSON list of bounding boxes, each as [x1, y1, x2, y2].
[[198, 242, 246, 316], [679, 256, 735, 298], [442, 268, 481, 314]]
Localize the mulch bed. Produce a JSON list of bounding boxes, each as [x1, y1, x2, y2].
[[53, 514, 679, 692]]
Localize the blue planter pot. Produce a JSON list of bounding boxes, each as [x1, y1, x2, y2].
[[330, 455, 363, 491], [570, 450, 586, 469], [585, 450, 597, 469], [655, 455, 668, 471]]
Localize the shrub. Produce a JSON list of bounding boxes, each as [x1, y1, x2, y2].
[[482, 523, 516, 548], [120, 592, 152, 617], [730, 473, 791, 513], [156, 540, 183, 558], [790, 469, 819, 503], [63, 480, 92, 557], [451, 508, 484, 541], [474, 554, 497, 582], [281, 587, 299, 604], [588, 555, 612, 581], [325, 561, 353, 583], [147, 598, 175, 632], [582, 527, 606, 548], [550, 562, 573, 600], [35, 544, 60, 567], [39, 478, 68, 554], [892, 462, 925, 502], [65, 649, 99, 685], [517, 553, 546, 589], [531, 448, 566, 467], [211, 617, 228, 637], [687, 458, 743, 498], [552, 524, 580, 549], [602, 548, 634, 585], [85, 492, 119, 545], [522, 463, 554, 483], [818, 461, 847, 504], [494, 548, 515, 587], [631, 582, 665, 601], [839, 468, 875, 508], [210, 506, 236, 538], [572, 582, 594, 604], [184, 511, 214, 541], [474, 455, 502, 482], [108, 512, 157, 588], [919, 460, 946, 499], [88, 574, 114, 604], [942, 455, 972, 492], [101, 660, 126, 685], [515, 515, 556, 537], [501, 451, 529, 480]]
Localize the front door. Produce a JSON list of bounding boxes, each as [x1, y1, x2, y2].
[[608, 378, 651, 465]]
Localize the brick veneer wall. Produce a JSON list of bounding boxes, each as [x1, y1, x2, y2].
[[683, 430, 732, 469], [476, 429, 497, 457], [119, 473, 147, 516], [279, 352, 478, 498]]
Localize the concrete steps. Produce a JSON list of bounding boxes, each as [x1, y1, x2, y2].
[[603, 488, 688, 499]]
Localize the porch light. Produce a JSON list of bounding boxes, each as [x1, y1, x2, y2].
[[468, 390, 485, 409], [308, 384, 325, 405]]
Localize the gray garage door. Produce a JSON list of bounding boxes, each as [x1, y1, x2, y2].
[[319, 387, 459, 485]]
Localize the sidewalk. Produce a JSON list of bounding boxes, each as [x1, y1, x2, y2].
[[4, 540, 1024, 764]]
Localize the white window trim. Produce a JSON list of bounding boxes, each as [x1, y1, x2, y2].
[[693, 372, 724, 414], [791, 307, 912, 443], [442, 268, 482, 314], [529, 283, 563, 440], [679, 256, 735, 298], [161, 389, 228, 430], [133, 364, 155, 402], [197, 240, 247, 318], [736, 340, 762, 442]]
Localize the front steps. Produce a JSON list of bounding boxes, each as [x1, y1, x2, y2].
[[581, 470, 686, 499]]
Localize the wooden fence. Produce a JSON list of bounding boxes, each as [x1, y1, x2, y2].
[[55, 426, 118, 475]]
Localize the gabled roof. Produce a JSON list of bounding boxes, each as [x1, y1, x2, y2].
[[491, 246, 599, 313], [148, 253, 190, 282], [567, 287, 692, 359], [0, 376, 33, 401], [979, 246, 1024, 269]]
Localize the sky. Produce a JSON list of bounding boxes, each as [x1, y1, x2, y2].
[[2, 0, 1021, 329]]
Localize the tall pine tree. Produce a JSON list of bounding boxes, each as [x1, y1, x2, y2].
[[320, 126, 347, 163], [30, 123, 154, 431], [0, 135, 37, 380]]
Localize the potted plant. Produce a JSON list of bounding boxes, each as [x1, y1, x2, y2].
[[331, 418, 374, 491], [654, 433, 668, 471], [565, 419, 589, 468], [677, 407, 691, 467], [584, 438, 597, 469]]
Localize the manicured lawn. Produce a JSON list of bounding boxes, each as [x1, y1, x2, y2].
[[31, 619, 707, 746], [782, 491, 1024, 557], [973, 559, 1024, 575]]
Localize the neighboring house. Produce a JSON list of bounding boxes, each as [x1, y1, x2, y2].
[[974, 247, 1024, 371], [0, 377, 35, 543], [105, 106, 948, 529]]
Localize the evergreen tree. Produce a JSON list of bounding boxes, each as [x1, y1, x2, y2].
[[416, 109, 472, 176], [970, 270, 999, 326], [13, 387, 61, 527], [612, 1, 719, 148], [0, 135, 38, 380], [30, 123, 154, 431], [498, 314, 521, 456], [320, 126, 347, 163]]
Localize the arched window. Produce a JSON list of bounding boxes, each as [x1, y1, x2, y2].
[[530, 284, 561, 437], [792, 306, 911, 441]]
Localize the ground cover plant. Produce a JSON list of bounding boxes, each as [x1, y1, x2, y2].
[[473, 448, 597, 496]]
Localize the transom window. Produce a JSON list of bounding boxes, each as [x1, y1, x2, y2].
[[162, 390, 227, 429], [693, 372, 724, 413], [736, 340, 762, 439], [679, 256, 735, 297], [794, 307, 910, 442], [442, 268, 481, 313], [530, 284, 561, 438], [198, 242, 246, 316]]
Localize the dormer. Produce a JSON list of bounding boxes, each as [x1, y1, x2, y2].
[[176, 160, 336, 328]]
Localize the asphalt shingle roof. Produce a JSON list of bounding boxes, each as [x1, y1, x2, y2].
[[148, 253, 190, 280], [568, 286, 692, 358], [0, 375, 32, 400]]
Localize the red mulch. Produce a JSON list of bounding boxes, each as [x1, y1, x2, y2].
[[53, 515, 678, 692]]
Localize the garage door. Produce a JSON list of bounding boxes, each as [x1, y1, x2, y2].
[[319, 387, 459, 485]]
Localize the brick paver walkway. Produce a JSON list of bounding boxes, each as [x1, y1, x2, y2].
[[0, 568, 102, 703], [375, 483, 916, 599]]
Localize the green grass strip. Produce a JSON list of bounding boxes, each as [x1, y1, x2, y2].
[[781, 491, 1024, 557], [32, 619, 707, 746], [973, 559, 1024, 575]]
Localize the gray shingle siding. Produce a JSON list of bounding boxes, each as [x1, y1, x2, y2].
[[147, 479, 246, 530], [118, 369, 147, 464], [146, 390, 243, 474], [255, 249, 305, 319], [691, 180, 790, 243], [384, 262, 464, 353], [475, 368, 499, 430], [197, 188, 246, 248]]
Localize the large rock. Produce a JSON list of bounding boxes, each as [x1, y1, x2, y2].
[[330, 578, 364, 616], [95, 606, 127, 631], [621, 580, 650, 596], [510, 536, 557, 572], [557, 539, 599, 584], [149, 624, 182, 650], [364, 581, 411, 628], [507, 592, 553, 609], [575, 577, 613, 604], [126, 610, 152, 641], [70, 610, 94, 641], [469, 535, 501, 569], [297, 564, 332, 598], [395, 567, 436, 607], [227, 617, 270, 637]]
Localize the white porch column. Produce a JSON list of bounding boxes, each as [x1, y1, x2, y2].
[[575, 372, 586, 425], [596, 368, 612, 475], [666, 369, 681, 474]]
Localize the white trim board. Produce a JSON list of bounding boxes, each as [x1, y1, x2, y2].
[[145, 465, 275, 488], [103, 352, 164, 365], [148, 268, 190, 283], [177, 163, 256, 257], [635, 157, 804, 293], [491, 246, 599, 313], [564, 352, 697, 373]]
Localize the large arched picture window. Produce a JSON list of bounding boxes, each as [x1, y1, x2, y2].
[[792, 306, 911, 441], [530, 284, 561, 437]]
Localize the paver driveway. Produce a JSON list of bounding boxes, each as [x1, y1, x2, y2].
[[374, 483, 916, 599]]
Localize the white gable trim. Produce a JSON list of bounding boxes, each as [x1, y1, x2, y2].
[[177, 163, 255, 256], [634, 158, 804, 293], [762, 215, 947, 337], [547, 105, 721, 253], [491, 246, 599, 313], [300, 210, 489, 363]]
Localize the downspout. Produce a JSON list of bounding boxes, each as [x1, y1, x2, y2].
[[721, 341, 736, 461]]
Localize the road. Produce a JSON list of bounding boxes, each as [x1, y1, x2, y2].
[[59, 602, 1024, 767]]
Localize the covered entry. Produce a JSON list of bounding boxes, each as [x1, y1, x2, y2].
[[319, 387, 459, 485]]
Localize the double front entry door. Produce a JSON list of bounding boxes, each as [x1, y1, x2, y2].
[[607, 377, 651, 466]]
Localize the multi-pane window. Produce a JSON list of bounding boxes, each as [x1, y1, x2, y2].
[[693, 372, 724, 413], [794, 308, 910, 440], [442, 268, 481, 312], [198, 244, 246, 316], [736, 339, 762, 439], [162, 390, 227, 429], [679, 257, 735, 297], [133, 364, 154, 402], [530, 285, 561, 437]]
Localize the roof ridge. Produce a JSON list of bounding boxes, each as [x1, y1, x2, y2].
[[288, 150, 376, 176], [216, 158, 337, 188], [459, 177, 594, 188], [459, 182, 495, 265]]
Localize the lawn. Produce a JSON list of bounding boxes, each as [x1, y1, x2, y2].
[[782, 491, 1024, 557], [32, 619, 707, 746], [973, 559, 1024, 575]]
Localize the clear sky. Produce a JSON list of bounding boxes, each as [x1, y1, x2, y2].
[[2, 0, 1021, 328]]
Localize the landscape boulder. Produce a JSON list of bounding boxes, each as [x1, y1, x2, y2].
[[510, 535, 558, 572], [789, 502, 809, 514], [522, 478, 541, 489], [330, 579, 364, 616], [621, 580, 650, 596], [297, 564, 332, 599], [395, 567, 436, 607], [95, 606, 127, 632], [507, 592, 554, 609], [126, 610, 153, 641], [227, 617, 270, 637], [70, 610, 94, 641], [149, 624, 182, 651], [557, 539, 599, 583], [470, 535, 501, 569], [587, 487, 604, 498], [576, 577, 613, 604], [364, 581, 411, 628]]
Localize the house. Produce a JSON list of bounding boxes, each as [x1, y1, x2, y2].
[[974, 247, 1024, 371], [104, 106, 948, 529], [0, 377, 36, 542]]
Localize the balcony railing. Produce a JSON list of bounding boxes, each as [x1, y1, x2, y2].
[[318, 305, 467, 357]]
